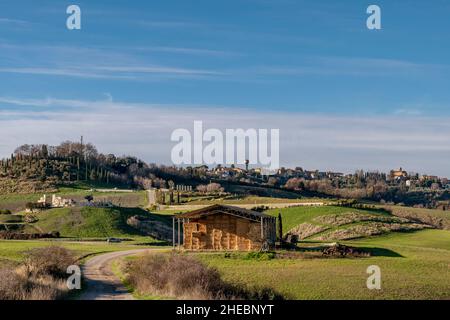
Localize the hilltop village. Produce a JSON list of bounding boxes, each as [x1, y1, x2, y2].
[[0, 141, 449, 209]]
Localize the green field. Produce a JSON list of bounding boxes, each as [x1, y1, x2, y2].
[[197, 229, 450, 299], [19, 206, 169, 241], [0, 206, 165, 266], [0, 214, 23, 223], [186, 196, 326, 205], [0, 239, 149, 265], [1, 191, 449, 300], [2, 229, 448, 300], [154, 209, 191, 215]]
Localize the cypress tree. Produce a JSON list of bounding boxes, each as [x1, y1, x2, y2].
[[76, 157, 80, 181], [277, 212, 283, 242]]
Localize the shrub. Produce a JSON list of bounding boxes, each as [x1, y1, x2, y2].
[[244, 252, 276, 261], [0, 268, 27, 300], [24, 214, 38, 223], [24, 246, 76, 278], [0, 246, 74, 300], [125, 253, 284, 300], [0, 267, 67, 300], [25, 202, 49, 212], [126, 254, 219, 299], [0, 231, 60, 240], [250, 205, 269, 212], [50, 231, 61, 238], [0, 209, 12, 215]]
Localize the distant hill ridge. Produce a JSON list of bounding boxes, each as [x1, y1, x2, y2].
[[0, 141, 147, 194]]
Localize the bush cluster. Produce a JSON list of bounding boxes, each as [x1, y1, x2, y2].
[[125, 253, 284, 300], [0, 246, 75, 300]]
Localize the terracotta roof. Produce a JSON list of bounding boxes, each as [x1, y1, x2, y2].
[[176, 204, 275, 222]]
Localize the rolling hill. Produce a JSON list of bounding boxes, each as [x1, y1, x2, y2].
[[267, 205, 433, 241], [22, 206, 171, 240]]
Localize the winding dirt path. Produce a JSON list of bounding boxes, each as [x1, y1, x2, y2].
[[78, 249, 151, 300]]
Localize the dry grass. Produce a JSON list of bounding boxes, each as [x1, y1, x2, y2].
[[383, 205, 450, 230], [125, 253, 285, 300], [314, 222, 430, 241], [289, 223, 330, 240], [24, 246, 76, 278], [0, 246, 75, 300], [312, 212, 409, 226]]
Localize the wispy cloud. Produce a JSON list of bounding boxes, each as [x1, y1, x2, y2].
[[0, 65, 224, 80], [133, 46, 240, 57], [0, 42, 227, 80], [0, 67, 135, 80], [394, 109, 423, 116], [1, 40, 444, 81], [137, 20, 202, 29], [251, 57, 447, 77], [0, 18, 30, 26], [93, 66, 225, 75]]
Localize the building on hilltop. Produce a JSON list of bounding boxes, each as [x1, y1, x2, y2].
[[390, 167, 408, 180], [51, 194, 75, 208], [36, 194, 75, 208]]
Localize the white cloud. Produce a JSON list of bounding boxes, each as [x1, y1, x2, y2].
[[1, 96, 450, 176], [251, 57, 447, 77], [135, 46, 239, 57], [0, 42, 225, 80], [394, 109, 423, 116], [137, 21, 201, 29], [0, 18, 30, 26], [0, 65, 222, 80], [93, 66, 225, 75], [0, 67, 134, 80]]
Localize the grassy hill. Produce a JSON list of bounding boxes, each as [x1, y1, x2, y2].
[[266, 205, 432, 241], [23, 206, 168, 239]]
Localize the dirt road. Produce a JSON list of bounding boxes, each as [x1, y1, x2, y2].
[[78, 249, 150, 300]]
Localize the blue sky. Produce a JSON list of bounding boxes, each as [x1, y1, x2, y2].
[[1, 0, 450, 175]]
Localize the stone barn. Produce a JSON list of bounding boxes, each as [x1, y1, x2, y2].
[[172, 204, 276, 251]]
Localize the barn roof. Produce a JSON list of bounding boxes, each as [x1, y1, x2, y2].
[[176, 204, 275, 222]]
